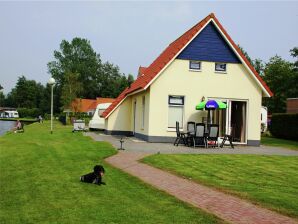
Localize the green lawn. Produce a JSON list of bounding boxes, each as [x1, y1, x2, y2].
[[0, 122, 221, 224], [143, 154, 298, 218], [261, 136, 298, 150]]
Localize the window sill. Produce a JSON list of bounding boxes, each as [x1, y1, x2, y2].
[[189, 69, 202, 72], [214, 71, 227, 74], [167, 128, 182, 132]]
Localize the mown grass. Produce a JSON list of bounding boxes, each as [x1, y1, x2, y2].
[[0, 122, 221, 224], [261, 136, 298, 150], [143, 154, 298, 218]]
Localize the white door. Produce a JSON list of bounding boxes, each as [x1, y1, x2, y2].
[[228, 100, 247, 143]]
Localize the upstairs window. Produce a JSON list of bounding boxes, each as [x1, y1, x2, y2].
[[215, 63, 227, 72], [189, 61, 201, 71]]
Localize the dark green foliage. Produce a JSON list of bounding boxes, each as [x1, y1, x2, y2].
[[60, 72, 82, 110], [3, 38, 135, 113], [58, 114, 66, 125], [263, 56, 298, 113], [17, 108, 42, 118], [290, 47, 298, 71], [269, 113, 298, 140], [0, 92, 4, 107], [48, 37, 134, 101]]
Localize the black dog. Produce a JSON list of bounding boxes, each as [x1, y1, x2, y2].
[[80, 165, 105, 185]]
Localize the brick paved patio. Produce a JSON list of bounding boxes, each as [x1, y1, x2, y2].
[[105, 151, 297, 224]]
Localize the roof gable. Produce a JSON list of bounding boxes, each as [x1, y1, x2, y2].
[[102, 13, 273, 119], [177, 23, 240, 63]]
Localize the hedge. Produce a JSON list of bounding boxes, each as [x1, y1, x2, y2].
[[269, 113, 298, 141], [17, 108, 42, 118]]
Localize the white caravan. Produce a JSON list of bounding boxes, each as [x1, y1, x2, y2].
[[89, 103, 112, 130], [2, 110, 19, 118], [261, 106, 268, 133]]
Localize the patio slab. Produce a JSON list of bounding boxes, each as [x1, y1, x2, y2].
[[86, 132, 298, 156]]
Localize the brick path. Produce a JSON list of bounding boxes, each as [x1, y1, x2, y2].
[[105, 151, 297, 224]]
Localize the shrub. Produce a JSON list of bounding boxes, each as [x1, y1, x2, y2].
[[18, 108, 42, 118], [58, 114, 66, 125], [269, 113, 298, 141]]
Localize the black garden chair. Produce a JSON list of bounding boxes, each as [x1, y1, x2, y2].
[[186, 121, 195, 146], [220, 126, 234, 149], [193, 123, 206, 148], [207, 124, 219, 148], [173, 121, 187, 146]]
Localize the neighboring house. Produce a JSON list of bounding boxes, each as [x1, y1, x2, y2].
[[286, 98, 298, 114], [71, 98, 115, 116], [102, 13, 273, 146]]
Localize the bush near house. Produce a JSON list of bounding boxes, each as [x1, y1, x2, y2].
[[269, 113, 298, 141], [17, 107, 42, 118]]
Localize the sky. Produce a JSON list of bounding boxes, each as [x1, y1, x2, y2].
[[0, 1, 297, 94]]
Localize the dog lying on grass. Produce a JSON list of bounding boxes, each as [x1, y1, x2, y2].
[[80, 165, 105, 185]]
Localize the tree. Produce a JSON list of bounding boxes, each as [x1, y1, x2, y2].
[[253, 59, 265, 76], [290, 47, 298, 71], [48, 38, 101, 99], [0, 93, 4, 107], [263, 56, 297, 113], [48, 37, 134, 106], [61, 72, 83, 110], [0, 84, 3, 90], [127, 74, 134, 87]]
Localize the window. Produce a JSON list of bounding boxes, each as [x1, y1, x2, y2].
[[142, 96, 145, 129], [168, 96, 184, 128], [215, 63, 227, 72], [189, 61, 201, 71], [98, 109, 105, 116]]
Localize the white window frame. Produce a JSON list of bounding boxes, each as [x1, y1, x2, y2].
[[215, 63, 227, 73], [189, 61, 201, 72], [168, 95, 184, 129]]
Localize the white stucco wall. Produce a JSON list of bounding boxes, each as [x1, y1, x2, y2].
[[148, 59, 262, 141], [105, 90, 151, 135], [105, 96, 132, 132]]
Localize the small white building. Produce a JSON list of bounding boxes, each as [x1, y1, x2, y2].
[[0, 108, 19, 118]]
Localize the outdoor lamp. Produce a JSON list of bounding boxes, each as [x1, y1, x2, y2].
[[48, 77, 56, 134]]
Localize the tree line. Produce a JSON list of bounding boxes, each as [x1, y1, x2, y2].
[[0, 38, 297, 116], [239, 46, 298, 113], [0, 37, 134, 116]]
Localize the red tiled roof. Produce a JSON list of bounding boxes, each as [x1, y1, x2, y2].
[[71, 97, 115, 113], [96, 97, 115, 105], [102, 13, 273, 118]]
